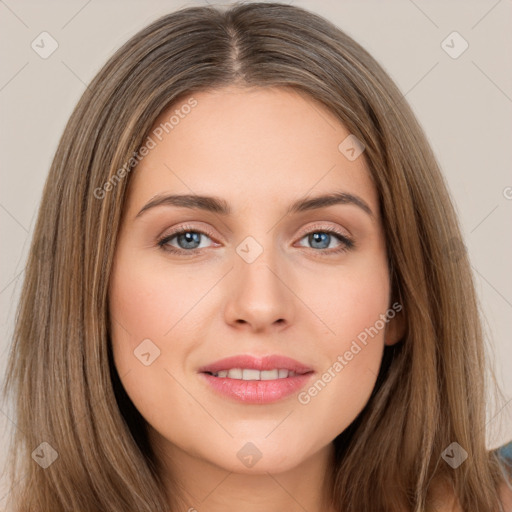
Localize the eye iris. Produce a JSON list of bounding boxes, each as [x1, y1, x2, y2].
[[178, 232, 201, 249], [309, 232, 330, 249]]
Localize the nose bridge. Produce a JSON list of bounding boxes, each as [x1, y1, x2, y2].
[[230, 202, 279, 268], [235, 230, 285, 297]]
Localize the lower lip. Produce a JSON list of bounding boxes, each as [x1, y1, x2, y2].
[[199, 372, 314, 404]]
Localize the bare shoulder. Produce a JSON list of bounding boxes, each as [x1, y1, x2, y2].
[[427, 479, 461, 512], [499, 480, 512, 512]]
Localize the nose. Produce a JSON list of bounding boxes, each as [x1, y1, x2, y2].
[[223, 245, 295, 333]]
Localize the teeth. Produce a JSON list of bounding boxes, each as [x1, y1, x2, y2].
[[227, 368, 243, 379], [242, 369, 260, 380], [210, 368, 298, 380], [260, 369, 279, 380]]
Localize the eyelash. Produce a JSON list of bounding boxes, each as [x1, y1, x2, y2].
[[157, 224, 355, 256]]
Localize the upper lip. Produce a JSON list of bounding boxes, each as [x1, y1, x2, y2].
[[198, 355, 314, 375]]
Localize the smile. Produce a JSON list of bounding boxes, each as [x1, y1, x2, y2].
[[198, 354, 315, 404]]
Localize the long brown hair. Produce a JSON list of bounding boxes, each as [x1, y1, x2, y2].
[[2, 2, 509, 510]]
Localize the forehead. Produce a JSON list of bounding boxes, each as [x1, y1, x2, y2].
[[125, 86, 378, 217]]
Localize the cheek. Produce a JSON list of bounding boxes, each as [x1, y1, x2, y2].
[[108, 257, 199, 441], [107, 253, 175, 383], [303, 254, 390, 345], [109, 252, 204, 346], [296, 258, 390, 431]]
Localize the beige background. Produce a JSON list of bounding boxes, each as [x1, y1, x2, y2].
[[1, 0, 511, 504]]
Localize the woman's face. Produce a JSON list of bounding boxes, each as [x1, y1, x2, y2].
[[109, 86, 403, 476]]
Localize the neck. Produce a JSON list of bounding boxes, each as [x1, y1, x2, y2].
[[150, 433, 336, 512]]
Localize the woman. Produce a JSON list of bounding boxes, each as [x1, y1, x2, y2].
[[2, 2, 511, 511]]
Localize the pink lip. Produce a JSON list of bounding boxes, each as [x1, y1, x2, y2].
[[198, 355, 315, 404], [198, 354, 313, 374]]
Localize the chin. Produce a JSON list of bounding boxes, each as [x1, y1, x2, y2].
[[223, 453, 305, 475], [204, 436, 321, 475]]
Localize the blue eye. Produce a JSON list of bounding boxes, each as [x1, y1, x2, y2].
[[158, 228, 214, 253], [157, 226, 354, 255], [297, 231, 353, 253]]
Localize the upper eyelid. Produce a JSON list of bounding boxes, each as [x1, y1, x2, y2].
[[162, 221, 351, 238]]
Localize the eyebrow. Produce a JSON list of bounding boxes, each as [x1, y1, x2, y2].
[[135, 191, 374, 219]]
